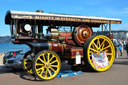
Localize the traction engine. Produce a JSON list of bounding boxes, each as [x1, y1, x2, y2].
[[5, 10, 121, 80]]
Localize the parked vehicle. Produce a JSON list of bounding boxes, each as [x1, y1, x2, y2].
[[3, 49, 30, 69], [3, 50, 22, 64]]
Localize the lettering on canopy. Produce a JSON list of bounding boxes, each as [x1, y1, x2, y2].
[[12, 15, 121, 24]]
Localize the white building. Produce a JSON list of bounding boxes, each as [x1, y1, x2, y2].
[[111, 30, 128, 40]]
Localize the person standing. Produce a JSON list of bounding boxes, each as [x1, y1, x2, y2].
[[126, 41, 128, 56], [122, 40, 126, 50], [113, 39, 118, 58], [118, 40, 123, 56]]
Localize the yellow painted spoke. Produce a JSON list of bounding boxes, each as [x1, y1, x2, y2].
[[106, 53, 113, 55], [47, 68, 52, 76], [49, 67, 56, 72], [39, 67, 44, 76], [97, 39, 100, 48], [89, 50, 96, 53], [100, 39, 105, 48], [102, 45, 111, 51], [41, 54, 46, 62], [36, 67, 42, 72], [49, 55, 55, 62], [30, 69, 32, 72], [36, 63, 44, 66], [45, 69, 48, 78], [24, 61, 27, 64], [50, 65, 58, 67], [24, 61, 32, 65], [93, 42, 98, 49], [92, 43, 95, 49], [38, 58, 45, 64], [90, 48, 98, 53], [89, 50, 97, 55], [102, 43, 105, 49], [50, 60, 57, 65], [47, 53, 50, 62]]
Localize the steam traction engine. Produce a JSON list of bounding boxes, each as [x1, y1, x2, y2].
[[5, 10, 121, 80]]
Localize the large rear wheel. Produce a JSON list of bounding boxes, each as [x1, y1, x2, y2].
[[83, 35, 115, 72], [33, 50, 61, 80]]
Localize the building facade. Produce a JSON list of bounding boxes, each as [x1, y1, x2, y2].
[[95, 30, 128, 40], [111, 30, 128, 40]]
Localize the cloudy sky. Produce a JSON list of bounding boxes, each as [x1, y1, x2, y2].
[[0, 0, 128, 36]]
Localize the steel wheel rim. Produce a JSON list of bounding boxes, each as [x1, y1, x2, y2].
[[34, 51, 61, 80], [88, 35, 115, 71], [24, 52, 33, 74]]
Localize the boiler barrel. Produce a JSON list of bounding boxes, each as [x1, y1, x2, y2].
[[27, 41, 64, 54]]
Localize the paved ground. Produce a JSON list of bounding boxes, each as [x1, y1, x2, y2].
[[0, 59, 128, 85], [0, 50, 128, 85]]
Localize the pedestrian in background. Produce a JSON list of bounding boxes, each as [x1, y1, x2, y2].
[[126, 41, 128, 56], [113, 39, 118, 58], [118, 40, 123, 56], [122, 40, 126, 50]]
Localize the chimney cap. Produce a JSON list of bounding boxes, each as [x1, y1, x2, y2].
[[36, 10, 44, 13]]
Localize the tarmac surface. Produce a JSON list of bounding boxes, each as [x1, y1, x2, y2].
[[0, 51, 128, 85]]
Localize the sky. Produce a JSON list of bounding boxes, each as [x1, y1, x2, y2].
[[0, 0, 128, 36]]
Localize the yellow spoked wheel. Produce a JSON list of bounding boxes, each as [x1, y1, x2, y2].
[[83, 35, 115, 72], [23, 51, 34, 74], [33, 50, 61, 80]]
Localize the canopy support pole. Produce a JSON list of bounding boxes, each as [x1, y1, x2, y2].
[[14, 20, 18, 38], [109, 21, 111, 35], [101, 24, 103, 34]]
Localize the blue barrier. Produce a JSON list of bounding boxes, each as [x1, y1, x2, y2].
[[57, 70, 83, 78]]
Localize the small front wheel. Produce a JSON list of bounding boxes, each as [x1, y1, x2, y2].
[[33, 50, 61, 80]]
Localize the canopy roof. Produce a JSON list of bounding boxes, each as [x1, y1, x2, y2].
[[5, 10, 122, 27]]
